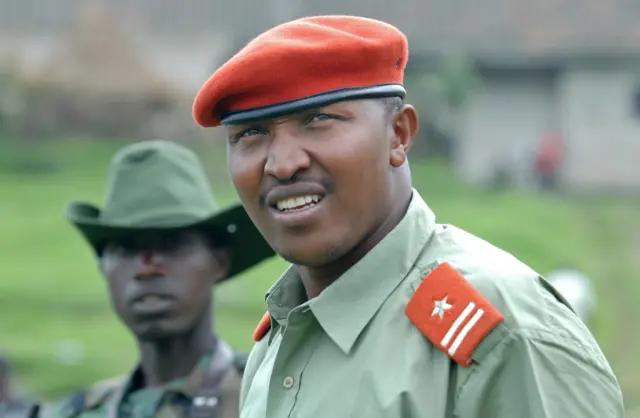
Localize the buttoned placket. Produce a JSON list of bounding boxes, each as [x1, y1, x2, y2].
[[265, 306, 318, 417]]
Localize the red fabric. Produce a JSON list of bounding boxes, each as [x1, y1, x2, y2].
[[253, 311, 272, 342], [405, 262, 504, 367], [192, 15, 409, 127], [536, 134, 563, 175]]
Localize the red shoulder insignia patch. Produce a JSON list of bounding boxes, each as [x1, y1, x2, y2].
[[405, 262, 504, 367], [253, 311, 272, 342]]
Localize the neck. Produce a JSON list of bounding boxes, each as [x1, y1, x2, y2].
[[298, 187, 413, 299], [137, 307, 215, 388]]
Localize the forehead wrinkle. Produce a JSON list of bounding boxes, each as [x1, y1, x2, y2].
[[231, 109, 320, 131]]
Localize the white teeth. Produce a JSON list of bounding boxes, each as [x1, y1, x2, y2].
[[276, 195, 322, 211]]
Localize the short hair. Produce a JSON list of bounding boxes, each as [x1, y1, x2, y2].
[[380, 96, 404, 117]]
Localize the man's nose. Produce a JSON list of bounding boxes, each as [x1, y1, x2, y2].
[[264, 133, 311, 180], [135, 249, 163, 280]]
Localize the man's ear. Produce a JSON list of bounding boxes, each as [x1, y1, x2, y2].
[[389, 104, 419, 168], [212, 248, 232, 283]]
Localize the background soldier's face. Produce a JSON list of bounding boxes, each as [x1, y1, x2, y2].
[[225, 98, 412, 267], [99, 230, 229, 340]]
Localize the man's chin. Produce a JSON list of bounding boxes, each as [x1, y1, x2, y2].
[[277, 242, 345, 268], [132, 321, 177, 341]]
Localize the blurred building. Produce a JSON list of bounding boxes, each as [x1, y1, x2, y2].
[[0, 0, 230, 94], [1, 0, 640, 191]]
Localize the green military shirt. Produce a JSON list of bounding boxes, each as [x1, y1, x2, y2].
[[240, 190, 625, 417], [46, 344, 243, 418]]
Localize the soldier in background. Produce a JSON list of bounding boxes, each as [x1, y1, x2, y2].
[[44, 140, 274, 418], [535, 132, 564, 191]]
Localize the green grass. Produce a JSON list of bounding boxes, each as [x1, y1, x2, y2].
[[1, 138, 639, 410]]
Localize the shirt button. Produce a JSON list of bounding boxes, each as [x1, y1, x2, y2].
[[282, 376, 295, 389]]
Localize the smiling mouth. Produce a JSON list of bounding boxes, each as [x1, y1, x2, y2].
[[274, 194, 323, 212]]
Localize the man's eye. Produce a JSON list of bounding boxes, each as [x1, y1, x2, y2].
[[104, 242, 133, 256], [307, 113, 332, 123], [160, 234, 195, 252], [230, 127, 268, 142], [241, 128, 264, 137]]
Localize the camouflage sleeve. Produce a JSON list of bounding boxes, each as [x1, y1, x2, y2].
[[27, 403, 40, 418], [41, 391, 86, 418], [42, 376, 125, 418]]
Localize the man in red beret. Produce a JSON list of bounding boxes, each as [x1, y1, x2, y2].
[[193, 15, 624, 418]]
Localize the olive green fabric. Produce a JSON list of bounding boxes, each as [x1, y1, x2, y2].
[[239, 189, 624, 417], [65, 139, 274, 280], [45, 351, 242, 418]]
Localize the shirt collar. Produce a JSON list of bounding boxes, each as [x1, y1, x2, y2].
[[265, 189, 436, 354], [180, 349, 216, 398], [110, 349, 214, 403]]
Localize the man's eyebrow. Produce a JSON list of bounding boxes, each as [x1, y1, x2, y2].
[[226, 106, 340, 132], [225, 124, 257, 134], [293, 105, 350, 120]]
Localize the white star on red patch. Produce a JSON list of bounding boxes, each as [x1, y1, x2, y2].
[[432, 296, 452, 319]]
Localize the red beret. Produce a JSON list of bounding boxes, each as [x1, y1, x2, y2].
[[192, 15, 409, 127]]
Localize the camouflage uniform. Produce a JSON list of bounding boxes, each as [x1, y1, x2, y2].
[[46, 341, 245, 418]]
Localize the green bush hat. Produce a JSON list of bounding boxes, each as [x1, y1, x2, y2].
[[64, 139, 275, 281]]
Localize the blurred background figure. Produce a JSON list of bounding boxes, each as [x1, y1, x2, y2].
[[546, 266, 597, 328], [534, 133, 565, 192], [0, 353, 39, 418]]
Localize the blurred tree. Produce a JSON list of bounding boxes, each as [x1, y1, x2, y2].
[[0, 64, 55, 175], [0, 62, 27, 137], [406, 54, 482, 161], [16, 2, 190, 142]]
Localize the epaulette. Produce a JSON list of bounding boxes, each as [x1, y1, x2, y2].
[[405, 262, 504, 367], [253, 312, 271, 342]]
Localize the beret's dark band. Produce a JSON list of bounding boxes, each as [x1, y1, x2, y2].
[[220, 84, 407, 125]]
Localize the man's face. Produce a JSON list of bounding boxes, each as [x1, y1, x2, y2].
[[100, 230, 229, 340], [225, 99, 415, 266]]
